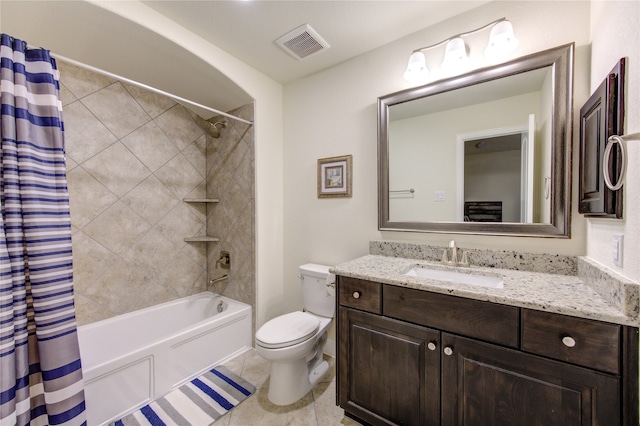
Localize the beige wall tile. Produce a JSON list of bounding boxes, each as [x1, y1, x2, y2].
[[83, 201, 151, 256], [67, 167, 118, 229], [183, 134, 207, 173], [155, 153, 203, 199], [82, 82, 150, 139], [155, 104, 204, 151], [74, 294, 115, 325], [82, 142, 151, 198], [122, 228, 180, 275], [71, 231, 121, 293], [122, 121, 179, 172], [158, 250, 206, 297], [121, 175, 179, 225], [122, 82, 177, 118], [137, 281, 180, 311], [59, 81, 77, 106], [83, 259, 153, 314], [65, 155, 78, 172], [63, 101, 117, 163], [181, 241, 208, 269], [58, 61, 117, 99], [155, 202, 204, 249]]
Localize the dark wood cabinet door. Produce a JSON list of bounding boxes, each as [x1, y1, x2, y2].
[[338, 307, 440, 426], [579, 58, 625, 217], [441, 333, 620, 426]]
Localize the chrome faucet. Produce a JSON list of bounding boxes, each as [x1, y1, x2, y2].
[[441, 240, 470, 267]]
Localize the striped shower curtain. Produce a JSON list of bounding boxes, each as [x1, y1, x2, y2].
[[0, 35, 86, 425]]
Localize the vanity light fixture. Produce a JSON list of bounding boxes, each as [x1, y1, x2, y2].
[[403, 17, 519, 82], [441, 37, 469, 72]]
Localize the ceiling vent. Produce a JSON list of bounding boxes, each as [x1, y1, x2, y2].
[[275, 24, 330, 60]]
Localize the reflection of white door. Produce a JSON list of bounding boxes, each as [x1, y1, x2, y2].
[[457, 123, 531, 222], [520, 114, 535, 222]]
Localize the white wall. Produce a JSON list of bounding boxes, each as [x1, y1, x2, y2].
[[465, 149, 522, 222], [588, 1, 640, 281], [283, 1, 591, 314]]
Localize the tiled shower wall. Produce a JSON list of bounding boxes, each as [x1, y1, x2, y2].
[[205, 105, 255, 324], [59, 61, 255, 325]]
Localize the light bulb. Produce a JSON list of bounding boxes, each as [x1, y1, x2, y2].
[[403, 51, 428, 82], [485, 20, 519, 59], [441, 38, 469, 72]]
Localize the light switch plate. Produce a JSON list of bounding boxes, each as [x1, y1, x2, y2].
[[434, 191, 445, 202], [613, 234, 623, 267]]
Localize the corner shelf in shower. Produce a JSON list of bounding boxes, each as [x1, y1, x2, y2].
[[184, 236, 220, 243], [183, 198, 220, 242], [183, 198, 220, 203]]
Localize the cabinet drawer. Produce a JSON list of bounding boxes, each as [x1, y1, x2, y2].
[[384, 285, 519, 348], [338, 276, 382, 314], [521, 309, 621, 374]]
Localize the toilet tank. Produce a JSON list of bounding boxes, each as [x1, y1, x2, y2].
[[300, 263, 335, 318]]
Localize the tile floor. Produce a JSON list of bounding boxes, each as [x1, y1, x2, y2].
[[214, 349, 361, 426]]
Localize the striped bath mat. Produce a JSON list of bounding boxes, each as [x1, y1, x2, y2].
[[113, 366, 255, 425]]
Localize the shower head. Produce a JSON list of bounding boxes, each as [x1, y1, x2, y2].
[[207, 120, 227, 138], [195, 116, 228, 138]]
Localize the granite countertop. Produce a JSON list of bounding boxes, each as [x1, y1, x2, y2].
[[331, 254, 638, 327]]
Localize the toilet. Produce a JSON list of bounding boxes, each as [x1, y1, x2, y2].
[[255, 263, 335, 406]]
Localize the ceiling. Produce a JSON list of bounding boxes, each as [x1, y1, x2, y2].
[[1, 1, 489, 116], [141, 1, 488, 84]]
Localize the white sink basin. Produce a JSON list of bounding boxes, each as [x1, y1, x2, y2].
[[404, 267, 504, 289]]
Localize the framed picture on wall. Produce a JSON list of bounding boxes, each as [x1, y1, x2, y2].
[[317, 155, 352, 198]]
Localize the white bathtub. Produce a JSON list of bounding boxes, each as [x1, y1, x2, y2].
[[77, 292, 252, 426]]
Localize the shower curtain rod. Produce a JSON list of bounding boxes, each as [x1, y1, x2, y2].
[[50, 53, 254, 125]]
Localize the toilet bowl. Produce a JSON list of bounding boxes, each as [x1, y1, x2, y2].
[[255, 264, 335, 406]]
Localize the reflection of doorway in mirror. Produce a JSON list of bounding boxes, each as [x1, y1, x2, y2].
[[456, 118, 535, 224]]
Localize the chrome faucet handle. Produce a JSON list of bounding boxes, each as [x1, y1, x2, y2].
[[458, 251, 470, 267], [216, 251, 230, 269], [449, 240, 458, 264]]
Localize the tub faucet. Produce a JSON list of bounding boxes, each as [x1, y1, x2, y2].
[[209, 274, 228, 285], [441, 240, 470, 267]]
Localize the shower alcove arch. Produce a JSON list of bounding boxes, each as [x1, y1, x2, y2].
[[1, 0, 271, 328]]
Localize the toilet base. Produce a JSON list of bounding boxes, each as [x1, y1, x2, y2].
[[267, 358, 329, 406]]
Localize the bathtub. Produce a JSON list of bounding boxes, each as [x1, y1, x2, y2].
[[77, 292, 252, 426]]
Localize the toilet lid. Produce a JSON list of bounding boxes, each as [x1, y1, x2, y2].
[[256, 311, 320, 349]]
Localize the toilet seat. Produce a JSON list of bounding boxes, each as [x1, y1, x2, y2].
[[256, 311, 320, 349]]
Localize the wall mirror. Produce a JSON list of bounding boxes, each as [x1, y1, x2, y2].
[[378, 43, 573, 237]]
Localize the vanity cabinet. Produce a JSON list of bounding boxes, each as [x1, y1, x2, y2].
[[338, 308, 440, 425], [441, 333, 619, 425], [336, 276, 638, 426]]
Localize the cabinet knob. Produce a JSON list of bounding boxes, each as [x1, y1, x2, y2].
[[427, 342, 437, 351], [443, 346, 453, 356], [562, 336, 576, 348], [352, 291, 361, 299]]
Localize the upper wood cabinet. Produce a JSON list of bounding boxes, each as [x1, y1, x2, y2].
[[579, 58, 626, 217]]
